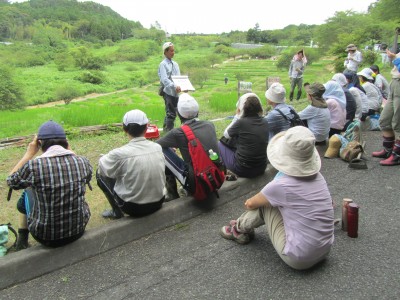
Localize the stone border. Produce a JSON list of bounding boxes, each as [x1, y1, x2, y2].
[[0, 166, 276, 290]]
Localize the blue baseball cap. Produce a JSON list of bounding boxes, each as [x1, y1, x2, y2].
[[37, 121, 66, 140]]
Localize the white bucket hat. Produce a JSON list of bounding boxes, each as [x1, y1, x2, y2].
[[357, 68, 374, 81], [265, 82, 286, 104], [267, 126, 321, 177]]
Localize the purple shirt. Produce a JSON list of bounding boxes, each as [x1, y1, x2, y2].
[[261, 172, 334, 261]]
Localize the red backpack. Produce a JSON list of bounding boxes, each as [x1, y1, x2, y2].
[[181, 124, 225, 201]]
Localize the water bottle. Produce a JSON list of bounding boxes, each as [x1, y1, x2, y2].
[[209, 149, 225, 172], [209, 149, 219, 162], [347, 203, 359, 238], [341, 198, 353, 231]]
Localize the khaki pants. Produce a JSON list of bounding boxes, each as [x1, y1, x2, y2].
[[380, 78, 400, 138], [236, 206, 329, 270]]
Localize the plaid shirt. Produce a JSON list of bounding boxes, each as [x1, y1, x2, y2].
[[7, 154, 92, 241]]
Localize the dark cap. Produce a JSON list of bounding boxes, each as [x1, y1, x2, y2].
[[305, 82, 325, 99], [37, 121, 66, 140], [305, 83, 327, 108], [370, 65, 379, 73]]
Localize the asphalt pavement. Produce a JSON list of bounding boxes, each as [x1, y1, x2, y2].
[[1, 130, 399, 299]]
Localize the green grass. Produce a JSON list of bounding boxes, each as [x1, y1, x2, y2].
[[0, 55, 340, 139]]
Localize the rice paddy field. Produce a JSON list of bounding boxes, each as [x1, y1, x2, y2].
[[0, 41, 392, 240]]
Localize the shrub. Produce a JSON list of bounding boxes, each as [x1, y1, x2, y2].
[[78, 71, 105, 84], [55, 85, 81, 104], [0, 67, 25, 110], [276, 52, 292, 70], [54, 52, 75, 71], [361, 50, 378, 67]]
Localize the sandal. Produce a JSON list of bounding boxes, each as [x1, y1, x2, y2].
[[225, 174, 237, 181]]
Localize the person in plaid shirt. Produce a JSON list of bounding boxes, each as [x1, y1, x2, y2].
[[7, 121, 92, 250]]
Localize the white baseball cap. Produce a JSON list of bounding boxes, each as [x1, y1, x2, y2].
[[123, 109, 149, 126], [163, 42, 173, 52], [178, 93, 199, 119]]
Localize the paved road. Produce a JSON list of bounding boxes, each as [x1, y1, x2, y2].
[[1, 131, 399, 299]]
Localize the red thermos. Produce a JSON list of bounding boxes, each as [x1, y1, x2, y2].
[[347, 203, 359, 238]]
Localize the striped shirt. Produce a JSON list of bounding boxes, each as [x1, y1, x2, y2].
[[7, 153, 92, 241]]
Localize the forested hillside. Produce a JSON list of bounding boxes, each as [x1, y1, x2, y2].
[[0, 0, 399, 110], [0, 0, 143, 42]]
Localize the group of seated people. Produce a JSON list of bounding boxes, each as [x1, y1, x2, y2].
[[6, 66, 390, 270]]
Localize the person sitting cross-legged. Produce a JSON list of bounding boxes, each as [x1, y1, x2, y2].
[[298, 83, 331, 145], [97, 109, 166, 219], [220, 126, 334, 270], [218, 93, 269, 178]]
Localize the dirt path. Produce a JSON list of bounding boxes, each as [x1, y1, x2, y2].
[[27, 88, 133, 109]]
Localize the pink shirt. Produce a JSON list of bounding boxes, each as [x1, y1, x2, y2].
[[326, 98, 346, 130], [261, 173, 334, 262]]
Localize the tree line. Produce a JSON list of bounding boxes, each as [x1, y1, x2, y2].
[[0, 0, 399, 110]]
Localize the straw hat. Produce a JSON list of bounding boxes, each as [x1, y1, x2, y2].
[[267, 126, 321, 177], [324, 135, 342, 158]]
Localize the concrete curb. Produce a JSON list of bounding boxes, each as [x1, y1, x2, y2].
[[0, 166, 276, 290]]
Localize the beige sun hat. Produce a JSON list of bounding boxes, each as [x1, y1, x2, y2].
[[324, 135, 342, 158], [345, 44, 357, 51], [267, 126, 321, 177]]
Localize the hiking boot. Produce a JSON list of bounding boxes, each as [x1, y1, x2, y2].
[[372, 149, 392, 159], [379, 153, 400, 166], [165, 175, 180, 202], [220, 220, 251, 244], [15, 228, 29, 251], [102, 209, 124, 219]]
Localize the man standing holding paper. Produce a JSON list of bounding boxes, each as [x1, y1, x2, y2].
[[158, 42, 181, 132]]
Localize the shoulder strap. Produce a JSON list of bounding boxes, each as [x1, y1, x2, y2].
[[275, 108, 289, 121], [289, 107, 301, 119], [181, 124, 196, 145]]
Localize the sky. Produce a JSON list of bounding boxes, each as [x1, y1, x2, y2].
[[12, 0, 376, 34]]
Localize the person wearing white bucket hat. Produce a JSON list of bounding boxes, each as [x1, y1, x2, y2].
[[220, 126, 334, 270], [357, 68, 383, 119], [265, 82, 299, 141]]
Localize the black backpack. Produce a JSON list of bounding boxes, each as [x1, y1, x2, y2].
[[275, 107, 305, 127]]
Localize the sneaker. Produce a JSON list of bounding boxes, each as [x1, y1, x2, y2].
[[229, 220, 255, 240], [220, 220, 251, 244], [101, 209, 124, 219]]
